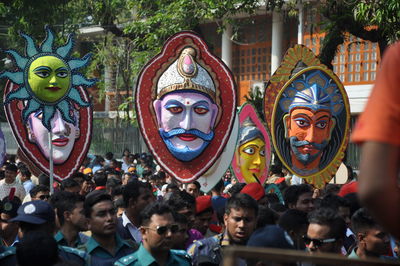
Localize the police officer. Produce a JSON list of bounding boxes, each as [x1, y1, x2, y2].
[[0, 200, 88, 265], [115, 202, 191, 266]]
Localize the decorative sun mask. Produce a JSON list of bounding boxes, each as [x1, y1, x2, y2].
[[1, 26, 95, 131], [0, 26, 94, 181]]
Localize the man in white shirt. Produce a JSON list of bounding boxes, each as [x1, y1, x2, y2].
[[0, 164, 26, 201], [116, 179, 155, 243]]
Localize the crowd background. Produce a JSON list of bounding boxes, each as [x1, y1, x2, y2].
[[0, 149, 398, 266]]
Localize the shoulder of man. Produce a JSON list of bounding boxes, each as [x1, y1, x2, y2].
[[123, 239, 139, 251], [59, 245, 89, 263], [187, 234, 222, 257], [114, 251, 139, 266], [171, 249, 191, 265], [0, 246, 15, 259]]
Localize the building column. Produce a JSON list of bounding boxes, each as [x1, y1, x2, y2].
[[271, 11, 283, 74], [297, 0, 304, 44], [221, 24, 232, 68]]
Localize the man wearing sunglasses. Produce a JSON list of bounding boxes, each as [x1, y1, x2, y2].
[[30, 185, 50, 201], [115, 202, 191, 266], [305, 208, 346, 254]]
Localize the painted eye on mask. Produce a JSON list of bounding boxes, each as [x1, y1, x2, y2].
[[260, 149, 265, 157], [294, 118, 310, 127], [194, 106, 209, 115], [56, 71, 69, 78], [243, 147, 255, 155], [316, 121, 327, 129], [35, 70, 50, 78], [166, 106, 183, 114]]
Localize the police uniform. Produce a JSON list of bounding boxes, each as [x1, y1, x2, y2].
[[79, 234, 137, 266], [0, 246, 16, 266], [187, 233, 228, 265], [55, 230, 89, 247], [114, 244, 191, 266]]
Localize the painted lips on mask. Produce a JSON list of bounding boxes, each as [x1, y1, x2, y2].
[[160, 128, 214, 142]]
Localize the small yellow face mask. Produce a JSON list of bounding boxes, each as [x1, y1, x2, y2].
[[238, 138, 266, 183], [28, 56, 71, 102]]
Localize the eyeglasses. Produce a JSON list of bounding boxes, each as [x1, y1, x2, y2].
[[39, 195, 50, 200], [302, 236, 336, 248], [143, 224, 179, 235]]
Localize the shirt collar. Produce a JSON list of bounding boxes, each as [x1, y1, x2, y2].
[[137, 244, 178, 266], [54, 231, 83, 247], [137, 244, 156, 266], [54, 231, 64, 242], [86, 234, 129, 254], [122, 212, 132, 227]]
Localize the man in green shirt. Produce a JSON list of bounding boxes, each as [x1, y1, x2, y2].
[[81, 191, 137, 265], [52, 191, 89, 247], [115, 202, 191, 266]]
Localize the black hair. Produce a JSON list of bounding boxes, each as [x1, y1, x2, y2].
[[343, 193, 361, 217], [142, 170, 152, 178], [30, 185, 50, 198], [228, 183, 246, 196], [18, 165, 31, 179], [149, 174, 160, 182], [351, 208, 380, 234], [225, 193, 258, 216], [139, 202, 174, 226], [283, 184, 312, 207], [188, 181, 201, 190], [167, 190, 195, 212], [212, 179, 224, 193], [158, 171, 166, 179], [71, 172, 86, 182], [265, 193, 280, 205], [16, 231, 59, 266], [256, 205, 278, 229], [166, 183, 179, 191], [106, 177, 122, 191], [5, 163, 18, 173], [278, 209, 309, 234], [84, 191, 113, 218], [38, 174, 50, 187], [112, 185, 124, 198], [114, 198, 125, 209], [93, 172, 107, 187], [269, 164, 284, 177], [173, 212, 188, 225], [269, 202, 287, 213], [105, 152, 114, 160], [323, 184, 340, 196], [308, 208, 346, 240], [319, 194, 349, 211], [60, 178, 80, 191], [93, 155, 105, 165], [122, 179, 152, 207], [52, 191, 85, 225]]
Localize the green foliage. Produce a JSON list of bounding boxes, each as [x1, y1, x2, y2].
[[244, 86, 265, 121], [354, 0, 400, 44]]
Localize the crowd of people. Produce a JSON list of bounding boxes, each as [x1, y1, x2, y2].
[[0, 150, 398, 266]]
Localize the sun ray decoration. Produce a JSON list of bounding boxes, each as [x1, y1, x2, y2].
[[0, 26, 96, 130]]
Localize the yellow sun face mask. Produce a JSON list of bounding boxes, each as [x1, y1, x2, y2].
[[28, 56, 71, 102]]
